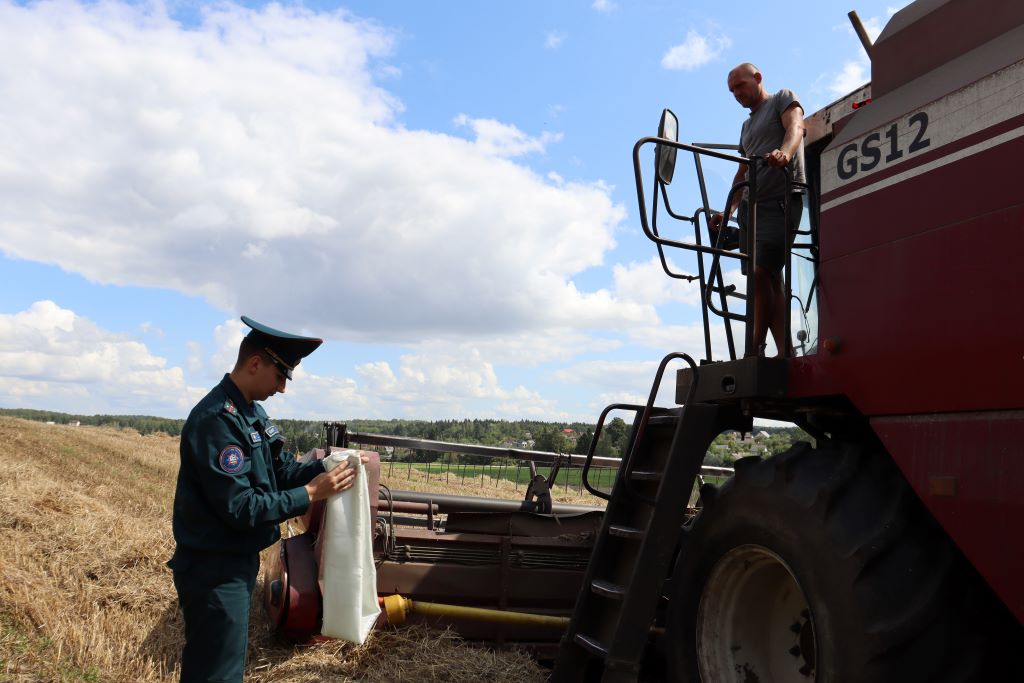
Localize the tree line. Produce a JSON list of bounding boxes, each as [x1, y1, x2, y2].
[[1, 408, 807, 463]]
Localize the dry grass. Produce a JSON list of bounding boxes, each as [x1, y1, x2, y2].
[[0, 418, 551, 682]]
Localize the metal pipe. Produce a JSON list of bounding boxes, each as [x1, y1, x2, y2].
[[381, 594, 569, 628], [382, 514, 437, 528], [380, 595, 666, 638], [378, 500, 439, 515], [349, 431, 621, 469], [848, 11, 874, 59], [387, 489, 603, 515], [354, 432, 737, 481], [745, 158, 759, 357]]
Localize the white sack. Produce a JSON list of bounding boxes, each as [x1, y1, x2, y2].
[[320, 449, 380, 643]]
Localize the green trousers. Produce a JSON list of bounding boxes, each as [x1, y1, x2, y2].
[[170, 548, 260, 683]]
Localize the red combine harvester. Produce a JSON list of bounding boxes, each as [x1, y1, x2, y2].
[[268, 2, 1024, 680], [265, 423, 685, 657]]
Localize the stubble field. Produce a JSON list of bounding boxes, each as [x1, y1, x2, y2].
[[0, 417, 564, 682]]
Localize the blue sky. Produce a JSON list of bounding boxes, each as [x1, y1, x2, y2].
[[0, 0, 905, 420]]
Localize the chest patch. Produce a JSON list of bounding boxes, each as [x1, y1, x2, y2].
[[265, 424, 279, 439], [249, 430, 262, 444], [219, 445, 245, 474]]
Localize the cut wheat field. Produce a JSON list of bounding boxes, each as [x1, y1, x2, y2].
[[0, 417, 563, 682]]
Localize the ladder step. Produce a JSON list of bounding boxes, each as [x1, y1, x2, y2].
[[592, 579, 626, 599], [574, 632, 609, 657], [608, 524, 644, 540], [631, 470, 661, 481]]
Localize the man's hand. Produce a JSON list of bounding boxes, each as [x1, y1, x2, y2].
[[305, 458, 361, 502], [709, 212, 726, 232], [766, 149, 790, 168]]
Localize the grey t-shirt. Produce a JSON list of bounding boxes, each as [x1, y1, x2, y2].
[[739, 88, 806, 200]]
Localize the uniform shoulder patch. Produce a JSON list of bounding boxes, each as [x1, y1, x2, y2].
[[219, 445, 245, 473], [265, 424, 279, 439]]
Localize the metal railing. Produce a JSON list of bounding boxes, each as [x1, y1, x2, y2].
[[633, 132, 815, 360], [328, 427, 733, 500]]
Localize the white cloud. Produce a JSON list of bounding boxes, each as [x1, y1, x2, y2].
[[261, 334, 600, 420], [886, 4, 909, 16], [545, 30, 565, 49], [592, 0, 617, 14], [612, 256, 701, 307], [452, 114, 563, 158], [828, 61, 870, 97], [138, 321, 165, 337], [661, 31, 732, 71], [0, 304, 581, 420], [821, 5, 909, 99], [551, 359, 657, 390], [550, 359, 679, 406], [185, 340, 204, 376], [0, 1, 633, 346], [0, 301, 205, 415], [268, 364, 368, 420], [209, 318, 246, 380], [861, 16, 885, 42]]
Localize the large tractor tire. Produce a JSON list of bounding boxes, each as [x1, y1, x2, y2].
[[665, 440, 1010, 683]]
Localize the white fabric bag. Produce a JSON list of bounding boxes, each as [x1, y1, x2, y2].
[[319, 450, 380, 643]]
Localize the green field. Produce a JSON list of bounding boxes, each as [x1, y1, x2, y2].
[[381, 460, 728, 496]]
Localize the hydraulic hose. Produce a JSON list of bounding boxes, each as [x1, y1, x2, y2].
[[380, 594, 569, 628]]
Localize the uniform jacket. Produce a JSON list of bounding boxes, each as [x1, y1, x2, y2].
[[171, 374, 324, 554]]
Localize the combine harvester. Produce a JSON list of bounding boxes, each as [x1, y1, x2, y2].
[[267, 1, 1024, 679]]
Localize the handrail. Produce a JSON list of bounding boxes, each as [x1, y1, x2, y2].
[[632, 136, 752, 262], [635, 131, 818, 360], [622, 352, 699, 506], [703, 180, 754, 326], [580, 403, 644, 501], [782, 178, 810, 357], [345, 429, 731, 478], [345, 431, 619, 468]]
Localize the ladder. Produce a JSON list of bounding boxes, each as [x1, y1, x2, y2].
[[552, 354, 735, 682]]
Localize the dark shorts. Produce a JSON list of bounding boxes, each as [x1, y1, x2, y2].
[[169, 548, 260, 683], [737, 195, 804, 273]]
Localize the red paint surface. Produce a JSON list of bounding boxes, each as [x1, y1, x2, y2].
[[790, 134, 1024, 414], [786, 95, 1024, 622], [871, 0, 1024, 99], [871, 413, 1024, 623]]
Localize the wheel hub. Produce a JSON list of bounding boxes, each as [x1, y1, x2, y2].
[[696, 544, 816, 682]]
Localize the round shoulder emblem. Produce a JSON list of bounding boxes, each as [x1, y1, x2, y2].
[[219, 445, 245, 473]]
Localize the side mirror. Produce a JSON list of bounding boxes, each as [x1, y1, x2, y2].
[[656, 108, 679, 185]]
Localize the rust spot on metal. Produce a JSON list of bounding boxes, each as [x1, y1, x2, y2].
[[928, 476, 957, 497]]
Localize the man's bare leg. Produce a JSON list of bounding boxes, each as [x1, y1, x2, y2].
[[767, 269, 789, 357], [752, 265, 773, 355]]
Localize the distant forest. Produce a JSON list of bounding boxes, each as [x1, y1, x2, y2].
[[0, 408, 809, 465]]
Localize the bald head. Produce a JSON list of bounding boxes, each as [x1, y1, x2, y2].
[[727, 62, 766, 109], [729, 62, 760, 79]]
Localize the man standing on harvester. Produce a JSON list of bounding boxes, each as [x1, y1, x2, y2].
[[709, 62, 806, 357], [168, 316, 361, 682]]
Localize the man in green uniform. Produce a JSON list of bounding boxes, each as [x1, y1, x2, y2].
[[169, 316, 360, 682]]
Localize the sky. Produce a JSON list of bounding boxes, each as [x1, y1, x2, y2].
[[0, 0, 908, 421]]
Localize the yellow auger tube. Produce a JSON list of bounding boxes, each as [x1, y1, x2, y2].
[[381, 594, 570, 628]]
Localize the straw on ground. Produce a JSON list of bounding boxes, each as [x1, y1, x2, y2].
[[0, 417, 550, 682]]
